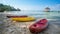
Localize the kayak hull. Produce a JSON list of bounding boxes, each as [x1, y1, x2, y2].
[[29, 19, 48, 33], [7, 15, 28, 18], [11, 17, 35, 22]]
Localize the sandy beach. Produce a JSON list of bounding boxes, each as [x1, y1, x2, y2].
[[0, 13, 60, 34]]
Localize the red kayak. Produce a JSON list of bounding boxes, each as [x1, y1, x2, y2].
[[7, 15, 28, 18], [29, 19, 48, 33]]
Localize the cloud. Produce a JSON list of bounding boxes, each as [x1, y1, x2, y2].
[[53, 4, 60, 11], [14, 5, 44, 10], [56, 4, 60, 9], [46, 4, 60, 11]]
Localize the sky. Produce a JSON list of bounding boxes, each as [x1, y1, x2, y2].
[[0, 0, 60, 10]]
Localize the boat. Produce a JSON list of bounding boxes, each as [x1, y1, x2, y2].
[[7, 15, 28, 18], [29, 19, 48, 33], [11, 16, 35, 22]]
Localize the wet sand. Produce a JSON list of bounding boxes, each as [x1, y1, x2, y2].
[[0, 14, 60, 34]]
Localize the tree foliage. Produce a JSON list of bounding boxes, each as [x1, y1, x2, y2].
[[0, 3, 21, 12]]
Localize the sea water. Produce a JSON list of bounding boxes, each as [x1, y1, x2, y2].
[[4, 10, 60, 19]]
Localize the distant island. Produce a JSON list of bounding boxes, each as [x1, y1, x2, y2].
[[0, 3, 21, 12]]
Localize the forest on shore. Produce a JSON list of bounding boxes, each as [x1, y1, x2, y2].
[[0, 3, 21, 12]]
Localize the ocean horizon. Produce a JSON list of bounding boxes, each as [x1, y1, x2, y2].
[[4, 10, 60, 19]]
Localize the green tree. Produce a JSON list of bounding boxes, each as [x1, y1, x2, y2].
[[0, 4, 5, 12], [0, 3, 21, 12]]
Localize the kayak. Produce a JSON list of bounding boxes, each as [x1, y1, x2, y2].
[[11, 16, 35, 22], [29, 19, 48, 33], [7, 15, 28, 18]]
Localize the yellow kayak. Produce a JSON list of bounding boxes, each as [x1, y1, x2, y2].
[[11, 17, 35, 22]]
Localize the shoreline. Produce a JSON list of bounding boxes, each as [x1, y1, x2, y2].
[[0, 13, 60, 34]]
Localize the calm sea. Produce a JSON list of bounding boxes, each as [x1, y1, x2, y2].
[[4, 10, 60, 20]]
